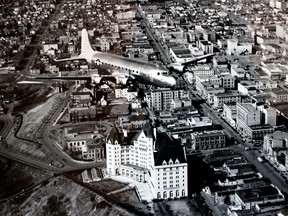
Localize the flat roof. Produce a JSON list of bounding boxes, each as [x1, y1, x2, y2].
[[249, 124, 273, 130], [193, 130, 225, 138], [215, 92, 241, 97], [271, 90, 288, 95], [238, 103, 256, 112]]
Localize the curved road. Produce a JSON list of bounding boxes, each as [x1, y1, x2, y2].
[[0, 88, 106, 172]]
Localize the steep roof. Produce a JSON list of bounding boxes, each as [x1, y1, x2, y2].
[[154, 132, 186, 166], [107, 123, 153, 145], [107, 125, 137, 145]]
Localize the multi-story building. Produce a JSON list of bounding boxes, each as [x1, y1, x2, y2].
[[184, 64, 214, 84], [270, 90, 288, 104], [263, 131, 288, 171], [115, 86, 138, 101], [258, 105, 277, 126], [145, 89, 186, 111], [190, 130, 226, 151], [255, 78, 277, 90], [220, 74, 235, 89], [246, 124, 274, 140], [117, 114, 149, 131], [261, 63, 285, 81], [230, 64, 247, 78], [195, 74, 222, 98], [198, 40, 213, 54], [226, 39, 253, 55], [202, 85, 225, 104], [69, 92, 96, 122], [223, 103, 237, 128], [213, 92, 242, 109], [151, 132, 188, 199], [263, 131, 288, 154], [106, 125, 188, 199], [195, 26, 216, 42], [237, 80, 257, 96], [66, 133, 104, 161], [236, 103, 261, 137]]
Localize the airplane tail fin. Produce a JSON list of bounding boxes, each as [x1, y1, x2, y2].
[[54, 29, 95, 63], [79, 29, 95, 59]]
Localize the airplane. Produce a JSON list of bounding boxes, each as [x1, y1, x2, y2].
[[167, 53, 216, 74], [54, 29, 177, 87]]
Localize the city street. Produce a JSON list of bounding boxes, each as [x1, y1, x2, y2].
[[137, 7, 172, 65]]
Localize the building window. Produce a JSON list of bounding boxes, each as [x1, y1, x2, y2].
[[182, 189, 185, 197]]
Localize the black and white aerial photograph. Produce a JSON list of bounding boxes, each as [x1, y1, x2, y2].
[[1, 0, 288, 215]]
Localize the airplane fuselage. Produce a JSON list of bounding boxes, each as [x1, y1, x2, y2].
[[88, 52, 176, 87], [57, 29, 177, 87]]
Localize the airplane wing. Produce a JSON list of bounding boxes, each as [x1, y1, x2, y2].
[[31, 75, 92, 82], [181, 53, 216, 66], [54, 57, 87, 62]]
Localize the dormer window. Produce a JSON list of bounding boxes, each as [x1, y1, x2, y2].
[[169, 159, 173, 165], [175, 159, 179, 164], [162, 160, 167, 165]]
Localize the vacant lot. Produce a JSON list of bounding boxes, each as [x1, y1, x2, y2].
[[18, 92, 64, 139]]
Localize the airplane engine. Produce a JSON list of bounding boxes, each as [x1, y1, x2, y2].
[[167, 63, 185, 73], [91, 74, 102, 84], [116, 76, 129, 85]]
